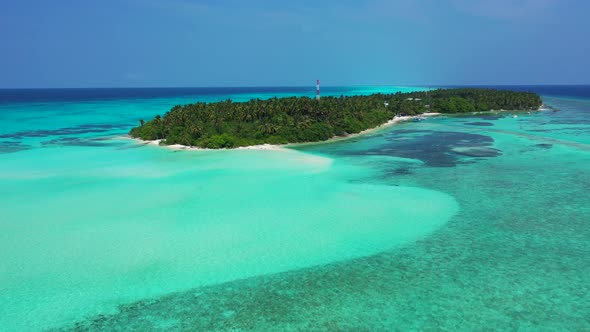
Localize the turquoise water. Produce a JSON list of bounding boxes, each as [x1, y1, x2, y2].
[[0, 87, 589, 331]]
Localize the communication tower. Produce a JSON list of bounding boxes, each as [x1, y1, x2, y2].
[[316, 80, 320, 100]]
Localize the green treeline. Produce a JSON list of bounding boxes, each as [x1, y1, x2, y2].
[[129, 88, 541, 148]]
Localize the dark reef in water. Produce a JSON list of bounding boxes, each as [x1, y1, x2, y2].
[[0, 141, 32, 154], [341, 129, 502, 167], [384, 167, 413, 176], [534, 143, 553, 149], [0, 123, 132, 139], [451, 147, 502, 157], [464, 122, 494, 127], [41, 137, 125, 147]]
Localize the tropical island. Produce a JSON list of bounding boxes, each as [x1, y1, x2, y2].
[[129, 88, 542, 149]]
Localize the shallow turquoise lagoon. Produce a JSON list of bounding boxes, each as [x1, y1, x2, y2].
[[0, 87, 588, 331]]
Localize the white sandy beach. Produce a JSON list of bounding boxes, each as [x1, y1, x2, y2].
[[129, 138, 289, 151]]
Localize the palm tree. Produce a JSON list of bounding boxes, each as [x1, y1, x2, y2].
[[188, 123, 203, 139]]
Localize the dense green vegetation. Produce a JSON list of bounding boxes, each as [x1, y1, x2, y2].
[[129, 88, 542, 148]]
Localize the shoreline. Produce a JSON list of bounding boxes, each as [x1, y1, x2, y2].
[[129, 137, 289, 151], [128, 112, 442, 152], [291, 112, 442, 148]]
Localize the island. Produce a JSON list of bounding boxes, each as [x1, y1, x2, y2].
[[129, 88, 542, 149]]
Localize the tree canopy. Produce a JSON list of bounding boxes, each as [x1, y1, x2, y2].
[[129, 88, 542, 148]]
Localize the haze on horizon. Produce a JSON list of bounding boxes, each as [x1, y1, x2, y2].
[[1, 0, 589, 88]]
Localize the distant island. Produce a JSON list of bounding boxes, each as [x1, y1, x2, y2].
[[129, 88, 542, 149]]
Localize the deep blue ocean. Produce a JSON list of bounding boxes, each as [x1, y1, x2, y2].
[[1, 85, 589, 104]]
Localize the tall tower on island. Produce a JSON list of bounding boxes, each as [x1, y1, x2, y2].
[[316, 79, 320, 100]]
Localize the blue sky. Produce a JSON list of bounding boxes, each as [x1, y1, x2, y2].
[[1, 0, 589, 87]]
